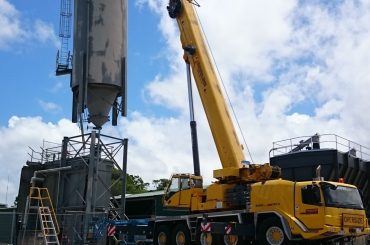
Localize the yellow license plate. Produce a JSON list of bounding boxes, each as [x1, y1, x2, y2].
[[343, 214, 364, 227]]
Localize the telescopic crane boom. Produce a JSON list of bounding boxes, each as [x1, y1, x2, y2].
[[167, 0, 280, 182]]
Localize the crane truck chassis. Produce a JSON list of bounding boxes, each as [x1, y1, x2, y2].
[[100, 176, 369, 245]]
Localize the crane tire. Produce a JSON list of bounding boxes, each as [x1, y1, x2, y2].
[[154, 224, 171, 245], [172, 223, 191, 245], [257, 217, 288, 245]]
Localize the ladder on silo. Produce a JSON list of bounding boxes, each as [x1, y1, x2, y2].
[[56, 0, 72, 75], [39, 207, 60, 245]]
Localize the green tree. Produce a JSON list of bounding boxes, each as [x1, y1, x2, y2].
[[152, 178, 170, 191], [111, 168, 149, 196], [126, 174, 150, 194]]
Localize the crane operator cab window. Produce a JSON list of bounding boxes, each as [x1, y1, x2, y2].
[[301, 184, 322, 205], [168, 177, 180, 193], [164, 174, 203, 201], [180, 178, 190, 190]]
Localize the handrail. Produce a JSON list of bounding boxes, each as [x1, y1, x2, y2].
[[270, 134, 370, 161], [27, 135, 117, 164]]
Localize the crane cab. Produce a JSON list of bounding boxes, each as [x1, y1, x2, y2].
[[163, 174, 204, 210]]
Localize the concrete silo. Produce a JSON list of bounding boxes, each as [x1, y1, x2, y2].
[[71, 0, 127, 129]]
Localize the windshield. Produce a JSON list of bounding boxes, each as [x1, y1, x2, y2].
[[168, 178, 179, 192], [321, 183, 363, 210]]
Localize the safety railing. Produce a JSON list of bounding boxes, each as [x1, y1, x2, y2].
[[28, 140, 63, 164], [270, 134, 370, 161], [27, 134, 118, 164]]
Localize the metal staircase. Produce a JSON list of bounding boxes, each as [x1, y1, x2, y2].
[[56, 0, 72, 75], [108, 201, 121, 220], [188, 217, 198, 241], [39, 207, 60, 244]]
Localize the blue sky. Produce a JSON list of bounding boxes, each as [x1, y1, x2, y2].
[[0, 0, 336, 126], [0, 0, 174, 126], [0, 0, 65, 124]]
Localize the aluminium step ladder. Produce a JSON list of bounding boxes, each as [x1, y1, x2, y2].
[[23, 187, 60, 244], [38, 206, 60, 245]]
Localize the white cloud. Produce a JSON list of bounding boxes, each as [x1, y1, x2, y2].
[[0, 0, 25, 49], [49, 80, 64, 93], [136, 0, 370, 164], [38, 100, 62, 113], [0, 0, 59, 51], [114, 111, 219, 185], [145, 72, 188, 111], [33, 20, 60, 48], [0, 114, 216, 206], [0, 117, 79, 206]]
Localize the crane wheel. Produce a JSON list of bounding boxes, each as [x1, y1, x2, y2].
[[200, 233, 213, 245], [154, 225, 171, 245], [223, 234, 238, 245], [172, 223, 191, 245], [257, 217, 287, 245]]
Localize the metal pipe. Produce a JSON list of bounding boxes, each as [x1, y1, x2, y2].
[[121, 138, 128, 218], [83, 130, 97, 243], [31, 166, 72, 185], [23, 165, 72, 231], [92, 130, 101, 212], [85, 130, 96, 213], [58, 137, 69, 212]]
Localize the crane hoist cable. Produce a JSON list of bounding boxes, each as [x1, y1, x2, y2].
[[194, 6, 255, 164]]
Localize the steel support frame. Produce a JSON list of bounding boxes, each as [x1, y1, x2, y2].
[[57, 131, 128, 243]]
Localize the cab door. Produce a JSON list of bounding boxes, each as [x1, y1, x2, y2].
[[179, 177, 192, 207], [294, 183, 325, 229], [163, 177, 180, 207]]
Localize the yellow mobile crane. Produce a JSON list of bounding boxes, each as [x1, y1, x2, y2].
[[162, 0, 281, 211], [148, 1, 370, 244]]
